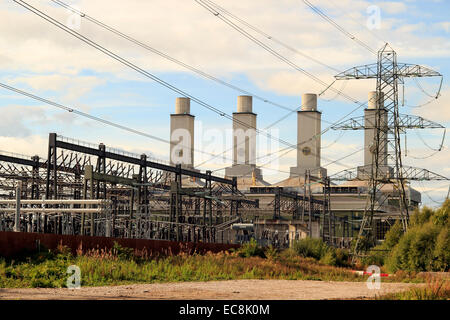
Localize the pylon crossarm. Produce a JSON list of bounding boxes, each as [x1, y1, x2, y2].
[[331, 114, 443, 131], [330, 166, 448, 181], [334, 63, 441, 81], [335, 63, 378, 80], [396, 63, 442, 78], [401, 166, 449, 181]]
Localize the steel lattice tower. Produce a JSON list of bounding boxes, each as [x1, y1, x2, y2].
[[332, 44, 443, 258]]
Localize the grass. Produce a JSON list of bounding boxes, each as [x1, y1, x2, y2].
[[0, 242, 429, 289], [377, 279, 450, 300]]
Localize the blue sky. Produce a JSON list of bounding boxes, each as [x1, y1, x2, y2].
[[0, 0, 449, 206]]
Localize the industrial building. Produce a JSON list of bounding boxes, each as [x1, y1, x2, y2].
[[0, 81, 446, 249], [165, 91, 426, 247]]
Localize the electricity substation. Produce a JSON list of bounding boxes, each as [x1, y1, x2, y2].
[[1, 1, 449, 258], [1, 44, 448, 253]]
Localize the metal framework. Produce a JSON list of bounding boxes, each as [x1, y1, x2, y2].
[[332, 44, 444, 258], [330, 166, 449, 182], [331, 114, 444, 131], [0, 133, 260, 243]]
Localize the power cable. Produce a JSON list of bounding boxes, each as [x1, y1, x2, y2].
[[413, 77, 443, 99], [200, 0, 342, 73], [415, 129, 446, 152], [407, 149, 442, 160], [50, 0, 333, 122], [320, 80, 348, 102], [301, 0, 377, 55], [50, 0, 369, 169], [321, 130, 345, 149], [0, 81, 235, 163], [13, 0, 299, 151], [15, 0, 371, 176], [194, 0, 366, 106], [418, 180, 449, 205], [322, 0, 386, 46]]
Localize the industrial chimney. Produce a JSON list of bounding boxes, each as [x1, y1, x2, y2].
[[225, 96, 263, 179], [357, 91, 392, 178], [290, 93, 327, 178], [170, 97, 195, 168]]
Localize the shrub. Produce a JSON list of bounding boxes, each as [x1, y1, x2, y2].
[[378, 279, 450, 300], [319, 250, 336, 266], [111, 242, 135, 260], [433, 227, 450, 271], [237, 239, 266, 258], [431, 199, 449, 227], [385, 228, 417, 272], [410, 206, 433, 227], [264, 245, 278, 260], [383, 220, 403, 249], [291, 238, 328, 260], [408, 223, 440, 271], [386, 223, 441, 272], [334, 248, 350, 267]]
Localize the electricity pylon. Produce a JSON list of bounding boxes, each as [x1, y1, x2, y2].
[[333, 43, 443, 258]]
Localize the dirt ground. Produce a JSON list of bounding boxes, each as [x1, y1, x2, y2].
[[0, 279, 421, 300]]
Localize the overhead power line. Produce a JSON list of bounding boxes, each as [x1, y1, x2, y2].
[[200, 0, 342, 73], [322, 0, 387, 46], [0, 81, 360, 176], [0, 81, 230, 162], [51, 0, 332, 122], [13, 0, 299, 151], [194, 0, 368, 106], [13, 0, 369, 174], [301, 0, 377, 55], [51, 0, 360, 172]]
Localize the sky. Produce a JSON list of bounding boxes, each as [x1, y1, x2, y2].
[[0, 0, 449, 207]]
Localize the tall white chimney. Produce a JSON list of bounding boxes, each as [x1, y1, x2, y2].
[[357, 91, 393, 178], [364, 91, 387, 167], [290, 93, 326, 178], [225, 96, 263, 179], [170, 97, 195, 168]]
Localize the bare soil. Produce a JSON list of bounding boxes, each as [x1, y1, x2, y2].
[[0, 279, 421, 300]]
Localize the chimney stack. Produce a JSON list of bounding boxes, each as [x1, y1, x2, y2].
[[290, 93, 326, 178], [357, 91, 392, 179], [225, 96, 263, 180], [170, 97, 195, 168]]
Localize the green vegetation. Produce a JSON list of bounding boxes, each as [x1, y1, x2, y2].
[[291, 238, 350, 267], [235, 238, 266, 258], [363, 199, 450, 273], [0, 241, 364, 288], [1, 201, 447, 290], [377, 279, 450, 300]]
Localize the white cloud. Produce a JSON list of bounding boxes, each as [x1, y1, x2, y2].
[[8, 74, 106, 103], [379, 2, 408, 14], [0, 105, 47, 137], [412, 85, 450, 122], [435, 21, 450, 33], [0, 0, 448, 202], [0, 135, 48, 157]]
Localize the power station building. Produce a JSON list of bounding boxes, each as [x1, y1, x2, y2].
[[168, 91, 423, 244]]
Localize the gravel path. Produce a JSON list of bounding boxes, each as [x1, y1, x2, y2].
[[0, 280, 420, 300]]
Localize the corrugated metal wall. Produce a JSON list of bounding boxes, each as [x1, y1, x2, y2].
[[0, 231, 239, 258]]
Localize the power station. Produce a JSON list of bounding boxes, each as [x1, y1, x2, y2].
[[0, 0, 448, 256]]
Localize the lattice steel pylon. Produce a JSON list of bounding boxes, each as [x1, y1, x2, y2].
[[334, 43, 443, 259]]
